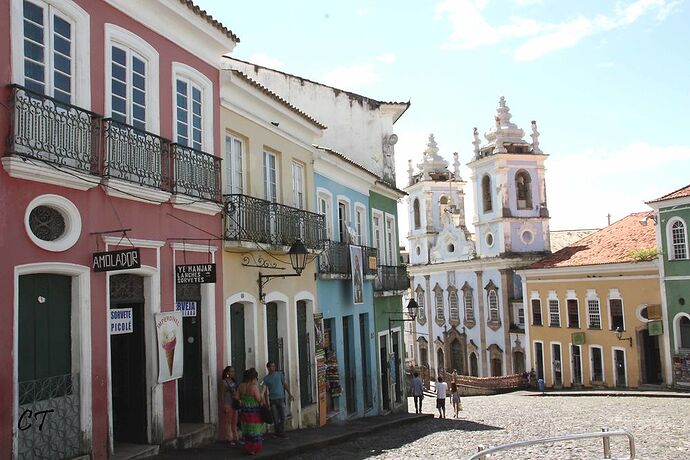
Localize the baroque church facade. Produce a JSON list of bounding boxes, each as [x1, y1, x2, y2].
[[406, 97, 551, 378]]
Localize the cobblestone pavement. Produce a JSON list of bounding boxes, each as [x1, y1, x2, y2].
[[287, 393, 690, 460]]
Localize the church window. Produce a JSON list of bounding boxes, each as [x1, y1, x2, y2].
[[416, 285, 426, 322], [413, 198, 421, 229], [515, 170, 532, 209], [434, 284, 445, 321], [448, 288, 459, 321], [439, 195, 449, 215], [462, 283, 475, 322], [488, 290, 499, 322], [447, 244, 455, 253], [482, 175, 492, 212], [669, 219, 688, 260], [485, 232, 494, 248]]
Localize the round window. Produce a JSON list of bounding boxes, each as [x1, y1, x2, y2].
[[521, 230, 534, 245], [636, 304, 650, 323], [416, 246, 421, 256], [448, 244, 455, 253], [25, 195, 82, 252], [485, 232, 494, 247]]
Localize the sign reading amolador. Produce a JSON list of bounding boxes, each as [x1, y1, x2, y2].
[[175, 264, 216, 284], [93, 248, 141, 272]]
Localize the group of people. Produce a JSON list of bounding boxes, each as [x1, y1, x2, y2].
[[410, 371, 464, 419], [221, 362, 294, 455]]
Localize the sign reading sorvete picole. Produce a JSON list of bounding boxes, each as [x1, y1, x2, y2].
[[175, 264, 216, 284], [92, 248, 141, 272]]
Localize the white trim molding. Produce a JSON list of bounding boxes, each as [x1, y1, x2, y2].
[[673, 312, 690, 352], [24, 194, 82, 252], [171, 62, 214, 154], [667, 216, 689, 261]]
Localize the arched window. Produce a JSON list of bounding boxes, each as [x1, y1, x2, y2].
[[482, 175, 492, 212], [413, 198, 421, 229], [448, 288, 459, 321], [464, 288, 475, 322], [670, 219, 688, 260], [434, 285, 445, 321], [515, 170, 532, 209], [416, 285, 426, 322], [439, 195, 449, 215], [488, 290, 500, 322], [469, 352, 479, 376], [680, 316, 690, 349], [437, 348, 445, 373]]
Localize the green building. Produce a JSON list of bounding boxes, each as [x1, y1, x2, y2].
[[648, 184, 690, 388]]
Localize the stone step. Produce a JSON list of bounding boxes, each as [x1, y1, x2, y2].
[[161, 423, 216, 451], [112, 443, 160, 460]]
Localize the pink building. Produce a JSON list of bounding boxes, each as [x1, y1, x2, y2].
[[0, 0, 237, 457]]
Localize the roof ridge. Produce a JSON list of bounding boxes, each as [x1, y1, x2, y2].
[[179, 0, 240, 42], [647, 183, 690, 203]]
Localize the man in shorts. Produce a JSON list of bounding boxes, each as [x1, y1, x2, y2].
[[435, 376, 448, 419]]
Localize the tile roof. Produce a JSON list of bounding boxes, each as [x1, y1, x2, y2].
[[230, 70, 327, 130], [179, 0, 240, 43], [647, 183, 690, 203], [549, 228, 599, 253], [528, 212, 657, 269], [313, 145, 407, 196]]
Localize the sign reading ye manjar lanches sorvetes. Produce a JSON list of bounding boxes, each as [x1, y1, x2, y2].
[[175, 264, 216, 284], [92, 248, 141, 272]]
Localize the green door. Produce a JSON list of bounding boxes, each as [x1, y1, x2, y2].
[[266, 302, 279, 367], [230, 303, 246, 377], [296, 301, 311, 407], [177, 283, 203, 423]]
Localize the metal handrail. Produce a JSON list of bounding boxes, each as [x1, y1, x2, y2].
[[468, 428, 635, 460]]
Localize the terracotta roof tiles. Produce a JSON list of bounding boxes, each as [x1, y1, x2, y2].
[[647, 183, 690, 203], [528, 212, 657, 269], [179, 0, 240, 43]]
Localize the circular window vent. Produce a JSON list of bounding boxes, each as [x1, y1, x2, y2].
[[25, 195, 82, 252], [448, 244, 455, 253], [521, 230, 534, 245], [416, 246, 421, 256], [485, 232, 494, 248]]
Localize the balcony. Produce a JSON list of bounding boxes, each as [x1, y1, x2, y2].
[[4, 84, 221, 204], [318, 240, 378, 277], [374, 265, 409, 293], [223, 194, 325, 250]]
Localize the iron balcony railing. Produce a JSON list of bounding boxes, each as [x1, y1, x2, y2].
[[171, 143, 222, 202], [223, 194, 325, 250], [7, 84, 100, 175], [5, 84, 222, 202], [319, 240, 378, 276], [374, 265, 409, 292]]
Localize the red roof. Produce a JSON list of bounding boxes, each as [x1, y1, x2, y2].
[[179, 0, 240, 43], [647, 183, 690, 203], [528, 212, 657, 269]]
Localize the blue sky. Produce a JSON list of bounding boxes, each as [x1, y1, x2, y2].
[[196, 0, 690, 233]]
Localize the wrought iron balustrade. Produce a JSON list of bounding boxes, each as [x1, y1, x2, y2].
[[224, 194, 325, 250], [319, 240, 378, 276], [374, 265, 409, 292], [103, 118, 170, 190], [7, 84, 100, 174], [170, 143, 222, 202]]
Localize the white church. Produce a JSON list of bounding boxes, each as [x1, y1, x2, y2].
[[406, 97, 551, 378]]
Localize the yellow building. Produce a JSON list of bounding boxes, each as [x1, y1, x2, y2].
[[219, 69, 327, 427], [519, 212, 670, 389]]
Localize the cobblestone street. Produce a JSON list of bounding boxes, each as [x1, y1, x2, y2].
[[288, 393, 690, 460]]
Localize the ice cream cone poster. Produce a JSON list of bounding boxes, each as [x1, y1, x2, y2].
[[349, 245, 364, 305], [155, 312, 184, 383]]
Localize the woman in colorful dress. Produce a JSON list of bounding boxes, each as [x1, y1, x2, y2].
[[238, 368, 264, 455], [222, 366, 240, 445]]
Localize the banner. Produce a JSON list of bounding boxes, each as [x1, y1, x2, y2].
[[155, 312, 184, 383], [349, 245, 364, 304]]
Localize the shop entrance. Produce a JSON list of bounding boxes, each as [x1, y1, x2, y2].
[[110, 274, 147, 444], [614, 349, 627, 387], [230, 302, 246, 377], [177, 283, 203, 423], [379, 335, 389, 411], [642, 329, 662, 384]]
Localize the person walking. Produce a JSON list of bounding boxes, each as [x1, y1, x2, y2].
[[221, 366, 240, 445], [450, 382, 462, 418], [238, 368, 264, 455], [435, 376, 448, 419], [411, 372, 424, 414], [262, 362, 294, 438]]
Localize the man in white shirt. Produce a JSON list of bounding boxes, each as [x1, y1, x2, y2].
[[435, 376, 448, 419]]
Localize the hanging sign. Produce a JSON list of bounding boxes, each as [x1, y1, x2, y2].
[[110, 308, 133, 335], [648, 320, 663, 337], [92, 248, 141, 272], [175, 301, 197, 317], [175, 264, 216, 284], [571, 332, 586, 345], [349, 245, 364, 305], [155, 312, 184, 383]]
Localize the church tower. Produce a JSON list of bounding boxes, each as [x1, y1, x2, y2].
[[405, 134, 471, 265], [467, 97, 550, 258]]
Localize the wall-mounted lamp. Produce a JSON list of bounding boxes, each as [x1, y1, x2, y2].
[[615, 327, 632, 347], [258, 239, 308, 303]]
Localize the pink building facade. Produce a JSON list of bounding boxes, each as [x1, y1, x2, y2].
[[0, 0, 237, 457]]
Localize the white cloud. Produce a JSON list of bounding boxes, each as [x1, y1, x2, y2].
[[356, 8, 370, 17], [375, 52, 397, 64], [513, 0, 544, 6], [247, 53, 283, 70], [436, 0, 680, 60], [320, 64, 382, 89]]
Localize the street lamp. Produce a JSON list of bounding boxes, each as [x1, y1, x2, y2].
[[258, 239, 308, 303], [615, 327, 632, 347]]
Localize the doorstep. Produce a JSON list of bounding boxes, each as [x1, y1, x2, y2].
[[112, 443, 160, 460], [162, 423, 216, 451]]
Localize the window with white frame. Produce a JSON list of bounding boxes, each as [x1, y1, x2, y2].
[[110, 44, 147, 130], [22, 0, 73, 102], [590, 346, 604, 382], [587, 294, 602, 329], [337, 199, 350, 242], [670, 219, 688, 260], [175, 78, 202, 150], [355, 204, 366, 245], [463, 284, 475, 322], [517, 306, 525, 326], [318, 192, 333, 239], [448, 288, 460, 321], [434, 285, 445, 321], [609, 298, 625, 331], [385, 214, 396, 265], [488, 289, 499, 322], [225, 135, 243, 194], [548, 298, 560, 327], [416, 285, 426, 322], [567, 298, 579, 328], [372, 211, 384, 261], [531, 298, 542, 325], [263, 151, 278, 202], [291, 162, 305, 209]]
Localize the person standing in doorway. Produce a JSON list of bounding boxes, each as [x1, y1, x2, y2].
[[435, 376, 448, 419], [221, 366, 240, 445], [262, 362, 294, 438], [411, 372, 424, 413]]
